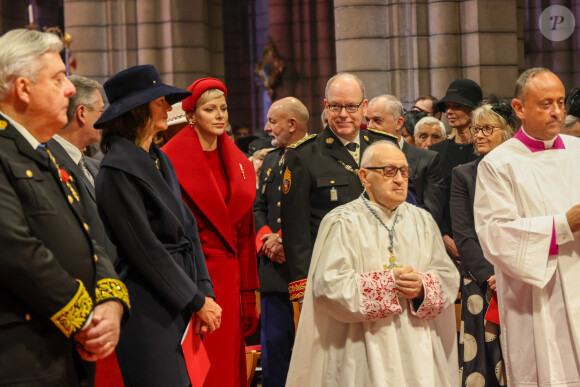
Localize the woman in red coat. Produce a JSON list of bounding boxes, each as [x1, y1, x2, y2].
[[162, 78, 259, 387]]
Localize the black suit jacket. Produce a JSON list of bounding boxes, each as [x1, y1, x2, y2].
[[280, 126, 397, 299], [0, 116, 128, 386], [429, 138, 478, 237], [254, 147, 288, 293], [47, 138, 117, 263], [402, 141, 446, 223], [450, 157, 493, 286]]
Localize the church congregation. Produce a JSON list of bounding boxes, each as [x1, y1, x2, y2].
[[1, 27, 580, 387]]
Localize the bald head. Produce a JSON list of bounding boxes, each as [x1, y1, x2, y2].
[[359, 141, 408, 210], [265, 96, 309, 147]]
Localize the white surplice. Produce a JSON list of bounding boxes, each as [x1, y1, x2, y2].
[[286, 197, 460, 387], [474, 133, 580, 387]]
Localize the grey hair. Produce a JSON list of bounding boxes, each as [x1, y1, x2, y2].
[[414, 117, 446, 141], [368, 95, 404, 119], [360, 140, 401, 168], [66, 75, 102, 122], [325, 72, 366, 100], [564, 114, 579, 129], [0, 29, 64, 100], [514, 67, 553, 100]]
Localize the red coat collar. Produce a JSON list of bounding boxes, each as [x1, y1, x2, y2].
[[162, 128, 256, 250]]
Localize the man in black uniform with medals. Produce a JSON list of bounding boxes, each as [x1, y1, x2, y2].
[[0, 29, 129, 386], [254, 96, 309, 387], [280, 73, 398, 303]]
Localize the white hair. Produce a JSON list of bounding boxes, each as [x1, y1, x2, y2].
[[360, 140, 401, 168], [0, 29, 64, 100], [414, 117, 446, 141]]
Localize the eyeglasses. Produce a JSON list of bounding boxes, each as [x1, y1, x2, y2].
[[327, 99, 364, 113], [470, 125, 501, 136], [365, 166, 412, 178]]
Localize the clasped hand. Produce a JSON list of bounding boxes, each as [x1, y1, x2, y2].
[[393, 265, 424, 299], [74, 300, 124, 362], [195, 296, 222, 335], [261, 233, 285, 263]]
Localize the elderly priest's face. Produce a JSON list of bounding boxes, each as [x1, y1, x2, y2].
[[359, 142, 409, 210]]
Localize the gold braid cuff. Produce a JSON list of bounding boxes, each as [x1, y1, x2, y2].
[[50, 280, 93, 338], [96, 278, 131, 309], [288, 278, 307, 301]]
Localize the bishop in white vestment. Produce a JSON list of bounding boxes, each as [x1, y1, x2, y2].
[[286, 141, 460, 387], [474, 68, 580, 387]]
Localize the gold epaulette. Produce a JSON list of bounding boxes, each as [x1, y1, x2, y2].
[[51, 280, 93, 338], [96, 278, 131, 309], [287, 134, 317, 149], [366, 128, 398, 142], [288, 278, 307, 300]]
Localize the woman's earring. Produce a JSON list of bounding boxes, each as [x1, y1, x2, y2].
[[190, 120, 195, 127]]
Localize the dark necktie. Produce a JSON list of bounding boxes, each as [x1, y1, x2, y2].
[[345, 142, 358, 152]]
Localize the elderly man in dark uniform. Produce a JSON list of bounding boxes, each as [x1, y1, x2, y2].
[[254, 96, 309, 386], [280, 72, 398, 302], [0, 29, 129, 386]]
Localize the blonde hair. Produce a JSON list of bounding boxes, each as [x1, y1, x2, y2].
[[195, 89, 225, 111]]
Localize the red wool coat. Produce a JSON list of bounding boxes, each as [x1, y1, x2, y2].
[[163, 127, 259, 387]]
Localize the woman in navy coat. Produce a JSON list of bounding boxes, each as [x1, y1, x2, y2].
[[94, 65, 222, 386]]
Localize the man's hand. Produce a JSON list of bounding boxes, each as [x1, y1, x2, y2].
[[261, 233, 285, 263], [487, 275, 497, 292], [195, 297, 222, 335], [74, 300, 123, 361], [566, 204, 580, 233], [442, 235, 460, 262], [393, 265, 424, 299]]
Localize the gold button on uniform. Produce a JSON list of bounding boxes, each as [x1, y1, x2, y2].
[[330, 180, 335, 184], [26, 170, 33, 178], [25, 313, 31, 321], [83, 223, 90, 232], [277, 218, 281, 224], [94, 254, 99, 263], [278, 186, 281, 191], [277, 202, 281, 207]]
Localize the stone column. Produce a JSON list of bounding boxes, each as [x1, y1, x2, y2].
[[64, 0, 224, 89]]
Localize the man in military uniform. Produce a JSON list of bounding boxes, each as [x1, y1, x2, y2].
[[0, 29, 129, 386], [280, 73, 398, 302], [254, 96, 309, 386]]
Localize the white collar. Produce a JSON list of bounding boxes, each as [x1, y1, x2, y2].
[[0, 110, 40, 149], [53, 134, 83, 164], [521, 126, 557, 148], [398, 137, 405, 149], [331, 127, 360, 147]]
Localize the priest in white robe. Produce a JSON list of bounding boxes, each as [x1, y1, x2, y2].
[[286, 141, 460, 387], [474, 68, 580, 387]]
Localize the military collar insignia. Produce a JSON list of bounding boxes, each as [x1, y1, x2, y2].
[[326, 137, 334, 144], [363, 135, 369, 142], [0, 120, 7, 130]]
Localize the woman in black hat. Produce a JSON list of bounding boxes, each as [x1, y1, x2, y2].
[[430, 78, 483, 264], [94, 65, 222, 386]]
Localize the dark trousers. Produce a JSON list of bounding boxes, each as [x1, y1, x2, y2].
[[260, 292, 294, 387]]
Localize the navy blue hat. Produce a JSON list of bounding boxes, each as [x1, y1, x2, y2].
[[437, 79, 483, 112], [95, 65, 191, 128]]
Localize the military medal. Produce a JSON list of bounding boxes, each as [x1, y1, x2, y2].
[[330, 187, 338, 202]]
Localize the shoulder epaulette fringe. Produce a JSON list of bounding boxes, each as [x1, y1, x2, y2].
[[287, 134, 317, 149], [366, 128, 398, 141]]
